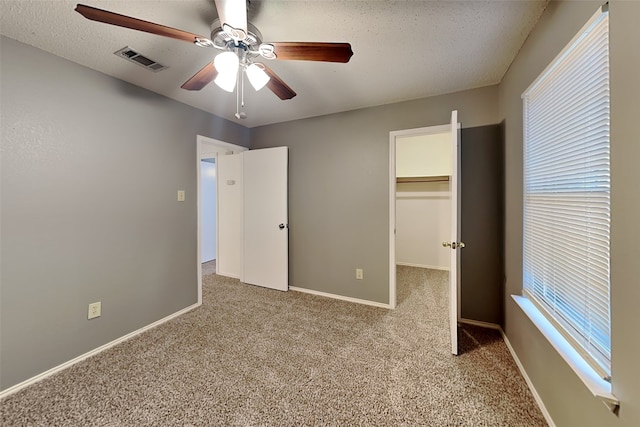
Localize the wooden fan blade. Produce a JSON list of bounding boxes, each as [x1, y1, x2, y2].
[[181, 62, 218, 91], [213, 0, 248, 40], [268, 42, 353, 63], [75, 4, 212, 45], [261, 65, 296, 100]]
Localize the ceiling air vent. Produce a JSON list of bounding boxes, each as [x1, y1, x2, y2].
[[114, 47, 168, 72]]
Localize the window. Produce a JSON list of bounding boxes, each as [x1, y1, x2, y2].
[[522, 6, 610, 378]]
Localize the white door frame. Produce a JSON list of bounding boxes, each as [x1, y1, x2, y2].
[[449, 110, 461, 355], [196, 135, 247, 305], [388, 123, 452, 309]]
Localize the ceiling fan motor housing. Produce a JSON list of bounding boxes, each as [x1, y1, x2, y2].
[[210, 19, 265, 60]]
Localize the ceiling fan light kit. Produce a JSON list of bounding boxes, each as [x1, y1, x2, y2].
[[74, 1, 353, 119], [210, 39, 270, 93], [246, 63, 270, 91], [213, 51, 240, 92]]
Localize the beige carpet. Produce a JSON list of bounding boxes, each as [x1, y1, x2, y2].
[[202, 259, 216, 276], [1, 266, 547, 426]]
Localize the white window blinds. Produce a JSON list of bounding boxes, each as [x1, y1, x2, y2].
[[522, 6, 610, 376]]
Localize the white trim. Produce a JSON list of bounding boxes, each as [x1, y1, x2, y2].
[[289, 286, 391, 309], [197, 135, 249, 153], [457, 318, 556, 425], [396, 262, 449, 271], [500, 324, 557, 427], [389, 132, 397, 309], [0, 303, 200, 399], [512, 295, 619, 411], [390, 124, 451, 136]]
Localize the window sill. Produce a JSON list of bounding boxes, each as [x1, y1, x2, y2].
[[512, 295, 619, 413]]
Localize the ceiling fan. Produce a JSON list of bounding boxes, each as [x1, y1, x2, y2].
[[75, 1, 353, 118]]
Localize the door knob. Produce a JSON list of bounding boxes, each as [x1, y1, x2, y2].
[[442, 241, 465, 249], [278, 223, 287, 230]]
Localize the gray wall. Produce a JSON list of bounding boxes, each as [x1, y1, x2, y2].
[[9, 3, 636, 423], [0, 36, 249, 391], [498, 1, 640, 426], [250, 87, 499, 304]]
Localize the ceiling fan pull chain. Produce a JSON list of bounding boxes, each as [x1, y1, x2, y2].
[[241, 67, 245, 109], [234, 65, 247, 119], [236, 69, 240, 117]]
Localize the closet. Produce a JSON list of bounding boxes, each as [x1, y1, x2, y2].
[[395, 131, 451, 270], [393, 124, 505, 326]]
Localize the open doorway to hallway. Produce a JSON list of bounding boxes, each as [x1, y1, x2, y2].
[[196, 135, 248, 305], [201, 158, 216, 265]]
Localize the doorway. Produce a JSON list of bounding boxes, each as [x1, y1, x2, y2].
[[201, 158, 217, 264], [388, 111, 461, 355], [388, 122, 452, 308], [196, 135, 248, 305]]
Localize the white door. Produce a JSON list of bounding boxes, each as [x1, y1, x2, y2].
[[447, 110, 462, 355], [242, 147, 289, 291]]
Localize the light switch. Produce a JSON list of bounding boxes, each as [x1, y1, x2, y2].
[[177, 190, 185, 202]]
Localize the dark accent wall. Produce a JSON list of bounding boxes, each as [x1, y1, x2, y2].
[[460, 125, 504, 325]]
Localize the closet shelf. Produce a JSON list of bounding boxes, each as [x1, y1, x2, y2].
[[396, 175, 450, 183]]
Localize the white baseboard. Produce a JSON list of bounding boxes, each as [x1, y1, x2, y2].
[[396, 262, 449, 271], [289, 287, 391, 309], [457, 319, 554, 426], [0, 302, 201, 399], [500, 329, 556, 427]]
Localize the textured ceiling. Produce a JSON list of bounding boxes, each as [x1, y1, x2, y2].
[[0, 0, 547, 128]]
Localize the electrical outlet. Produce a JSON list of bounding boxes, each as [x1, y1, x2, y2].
[[177, 190, 185, 202], [88, 302, 101, 319], [356, 269, 364, 280]]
